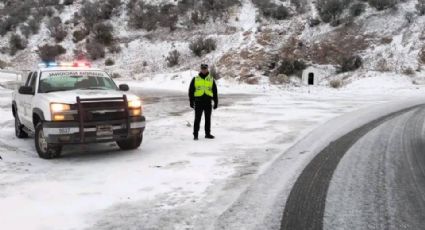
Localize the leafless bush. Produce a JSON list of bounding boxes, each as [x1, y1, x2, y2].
[[253, 0, 292, 20], [28, 18, 40, 34], [368, 0, 398, 11], [405, 12, 415, 24], [111, 73, 122, 79], [419, 47, 425, 64], [128, 1, 160, 31], [275, 58, 307, 77], [270, 74, 290, 84], [417, 0, 425, 15], [159, 4, 179, 31], [80, 1, 102, 29], [86, 41, 105, 60], [402, 67, 416, 76], [105, 58, 115, 66], [20, 25, 32, 38], [63, 0, 74, 5], [92, 22, 114, 45], [209, 65, 221, 80], [9, 34, 27, 56], [338, 55, 362, 73], [38, 44, 66, 62], [108, 44, 122, 53], [316, 0, 349, 24], [291, 0, 308, 13], [350, 2, 366, 17], [0, 60, 7, 69], [189, 37, 217, 57], [330, 79, 342, 88], [48, 16, 67, 42], [72, 29, 89, 43], [166, 50, 180, 67]]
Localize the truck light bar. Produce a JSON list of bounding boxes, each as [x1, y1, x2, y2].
[[38, 61, 92, 68]]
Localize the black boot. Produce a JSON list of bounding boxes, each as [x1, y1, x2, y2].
[[205, 134, 215, 139], [194, 134, 199, 141]]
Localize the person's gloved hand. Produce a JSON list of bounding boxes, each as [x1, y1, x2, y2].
[[213, 104, 218, 110], [190, 101, 194, 109]]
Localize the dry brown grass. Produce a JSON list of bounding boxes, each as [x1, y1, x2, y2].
[[279, 24, 372, 66]]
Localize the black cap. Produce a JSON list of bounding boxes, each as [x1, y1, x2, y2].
[[201, 64, 209, 69]]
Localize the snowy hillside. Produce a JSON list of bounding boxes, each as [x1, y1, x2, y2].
[[0, 0, 425, 87]]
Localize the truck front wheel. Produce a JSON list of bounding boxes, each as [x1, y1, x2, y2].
[[15, 115, 28, 138], [35, 123, 62, 159], [116, 135, 143, 150]]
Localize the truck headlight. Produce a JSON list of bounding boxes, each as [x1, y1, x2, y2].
[[128, 99, 142, 109], [128, 99, 142, 117], [51, 103, 73, 121], [51, 103, 71, 113]]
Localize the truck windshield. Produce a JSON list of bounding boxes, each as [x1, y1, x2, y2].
[[39, 70, 118, 93]]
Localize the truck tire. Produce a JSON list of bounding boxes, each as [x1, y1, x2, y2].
[[116, 135, 143, 150], [15, 115, 28, 138], [35, 123, 62, 159]]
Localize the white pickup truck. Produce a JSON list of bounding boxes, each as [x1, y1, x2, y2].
[[12, 62, 146, 159]]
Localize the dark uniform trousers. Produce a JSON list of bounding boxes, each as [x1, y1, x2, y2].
[[194, 100, 212, 136]]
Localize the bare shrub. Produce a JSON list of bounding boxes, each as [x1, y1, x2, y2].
[[417, 0, 425, 15], [166, 50, 180, 67], [270, 74, 290, 84], [316, 0, 349, 24], [0, 60, 7, 69], [92, 22, 114, 45], [291, 0, 308, 13], [128, 1, 160, 31], [72, 29, 89, 43], [63, 0, 74, 5], [105, 58, 115, 66], [20, 25, 32, 38], [339, 55, 362, 73], [330, 79, 342, 88], [80, 1, 102, 29], [9, 34, 27, 56], [253, 0, 292, 20], [86, 41, 105, 60], [48, 16, 67, 42], [111, 73, 122, 79], [209, 65, 221, 80], [38, 44, 66, 62], [402, 67, 415, 76], [108, 44, 122, 53], [159, 4, 179, 31], [275, 58, 307, 77], [189, 37, 217, 57], [405, 12, 415, 24], [368, 0, 398, 11], [419, 47, 425, 64], [28, 19, 40, 34], [350, 2, 366, 17]]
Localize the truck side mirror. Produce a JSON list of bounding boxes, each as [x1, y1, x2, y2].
[[19, 86, 34, 95], [119, 84, 129, 91]]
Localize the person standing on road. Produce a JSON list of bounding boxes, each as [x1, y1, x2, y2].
[[188, 64, 218, 140]]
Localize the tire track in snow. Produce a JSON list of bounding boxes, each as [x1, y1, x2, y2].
[[280, 105, 422, 230]]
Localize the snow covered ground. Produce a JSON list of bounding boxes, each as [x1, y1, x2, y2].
[[0, 73, 424, 229]]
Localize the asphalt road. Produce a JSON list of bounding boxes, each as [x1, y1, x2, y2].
[[281, 105, 425, 230]]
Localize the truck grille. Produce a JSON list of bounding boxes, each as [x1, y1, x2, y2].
[[77, 101, 128, 122]]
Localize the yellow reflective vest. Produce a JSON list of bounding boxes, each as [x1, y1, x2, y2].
[[194, 75, 214, 97]]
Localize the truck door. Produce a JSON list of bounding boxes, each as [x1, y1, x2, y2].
[[17, 72, 32, 124], [20, 72, 37, 129]]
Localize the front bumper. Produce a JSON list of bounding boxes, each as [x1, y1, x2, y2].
[[43, 116, 146, 144]]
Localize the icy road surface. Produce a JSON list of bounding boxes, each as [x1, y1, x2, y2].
[[324, 106, 425, 230], [0, 78, 424, 230]]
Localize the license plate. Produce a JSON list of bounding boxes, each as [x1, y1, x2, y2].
[[96, 125, 113, 136]]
